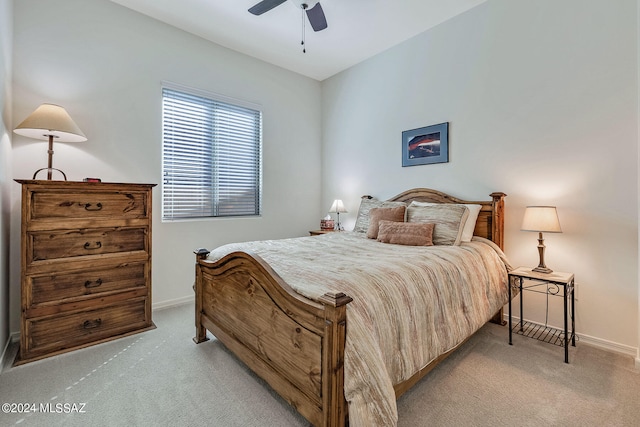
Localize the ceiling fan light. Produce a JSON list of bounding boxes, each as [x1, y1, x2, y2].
[[291, 1, 318, 9]]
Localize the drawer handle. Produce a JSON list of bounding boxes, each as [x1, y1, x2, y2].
[[84, 202, 103, 211], [83, 318, 102, 329], [83, 241, 102, 250], [84, 278, 103, 288]]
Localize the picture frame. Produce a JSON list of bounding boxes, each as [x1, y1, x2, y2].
[[402, 122, 449, 167]]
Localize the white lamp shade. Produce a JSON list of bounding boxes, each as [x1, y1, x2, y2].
[[521, 206, 562, 233], [14, 103, 87, 143], [329, 199, 347, 213]]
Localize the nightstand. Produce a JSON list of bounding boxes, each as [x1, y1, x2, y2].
[[508, 267, 575, 363], [309, 229, 337, 236]]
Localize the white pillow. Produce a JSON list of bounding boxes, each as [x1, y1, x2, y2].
[[460, 204, 482, 242], [409, 201, 482, 243]]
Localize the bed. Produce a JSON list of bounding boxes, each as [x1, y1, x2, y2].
[[193, 188, 509, 426]]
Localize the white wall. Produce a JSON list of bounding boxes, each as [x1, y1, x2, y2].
[[10, 0, 322, 332], [637, 0, 640, 369], [322, 0, 639, 352], [0, 0, 13, 363], [8, 0, 639, 357]]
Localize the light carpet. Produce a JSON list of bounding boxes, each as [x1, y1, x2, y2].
[[1, 303, 638, 426]]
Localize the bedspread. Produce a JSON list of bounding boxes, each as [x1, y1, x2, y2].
[[207, 232, 511, 426]]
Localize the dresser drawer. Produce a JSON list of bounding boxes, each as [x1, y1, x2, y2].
[[28, 262, 147, 307], [30, 190, 149, 220], [24, 299, 149, 356], [31, 227, 147, 262]]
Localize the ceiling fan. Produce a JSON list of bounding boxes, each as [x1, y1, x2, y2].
[[248, 0, 328, 32]]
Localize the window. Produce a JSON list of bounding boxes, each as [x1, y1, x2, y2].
[[162, 85, 262, 220]]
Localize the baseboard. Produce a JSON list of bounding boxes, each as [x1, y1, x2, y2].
[[578, 332, 637, 358], [0, 335, 10, 373], [152, 294, 193, 311], [1, 332, 19, 374], [503, 314, 638, 359]]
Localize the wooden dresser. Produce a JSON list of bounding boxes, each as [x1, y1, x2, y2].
[[15, 180, 156, 364]]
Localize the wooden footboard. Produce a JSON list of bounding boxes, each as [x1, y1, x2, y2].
[[194, 249, 352, 427]]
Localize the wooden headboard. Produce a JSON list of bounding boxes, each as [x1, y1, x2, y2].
[[367, 188, 506, 250]]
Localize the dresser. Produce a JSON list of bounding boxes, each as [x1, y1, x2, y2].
[[15, 180, 156, 364]]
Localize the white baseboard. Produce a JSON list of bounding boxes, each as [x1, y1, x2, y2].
[[578, 332, 637, 358], [152, 295, 193, 311], [0, 336, 11, 373], [504, 314, 638, 359], [1, 332, 19, 373]]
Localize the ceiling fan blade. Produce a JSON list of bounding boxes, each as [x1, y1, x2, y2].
[[248, 0, 288, 16], [306, 2, 328, 31]]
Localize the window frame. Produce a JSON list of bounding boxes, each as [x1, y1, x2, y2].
[[161, 82, 263, 222]]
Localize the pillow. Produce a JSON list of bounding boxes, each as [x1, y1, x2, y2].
[[366, 206, 406, 239], [409, 201, 481, 243], [460, 204, 482, 242], [406, 203, 469, 245], [377, 220, 434, 246], [353, 197, 407, 233]]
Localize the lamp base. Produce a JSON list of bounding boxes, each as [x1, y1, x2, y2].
[[334, 212, 344, 231], [532, 231, 553, 274], [33, 167, 67, 181]]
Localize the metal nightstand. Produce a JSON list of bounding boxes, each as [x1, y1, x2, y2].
[[508, 267, 576, 363]]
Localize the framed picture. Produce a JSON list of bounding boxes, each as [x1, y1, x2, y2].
[[402, 122, 449, 167]]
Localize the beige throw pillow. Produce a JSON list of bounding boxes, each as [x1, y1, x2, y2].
[[366, 206, 406, 239], [377, 220, 435, 246]]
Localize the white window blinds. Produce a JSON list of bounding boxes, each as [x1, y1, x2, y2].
[[162, 86, 262, 220]]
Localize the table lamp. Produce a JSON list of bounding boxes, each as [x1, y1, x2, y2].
[[14, 103, 87, 180], [329, 199, 347, 231], [521, 206, 562, 273]]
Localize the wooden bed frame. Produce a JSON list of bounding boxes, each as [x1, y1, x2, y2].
[[193, 188, 506, 426]]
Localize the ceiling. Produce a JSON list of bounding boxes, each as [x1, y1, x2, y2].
[[110, 0, 486, 81]]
